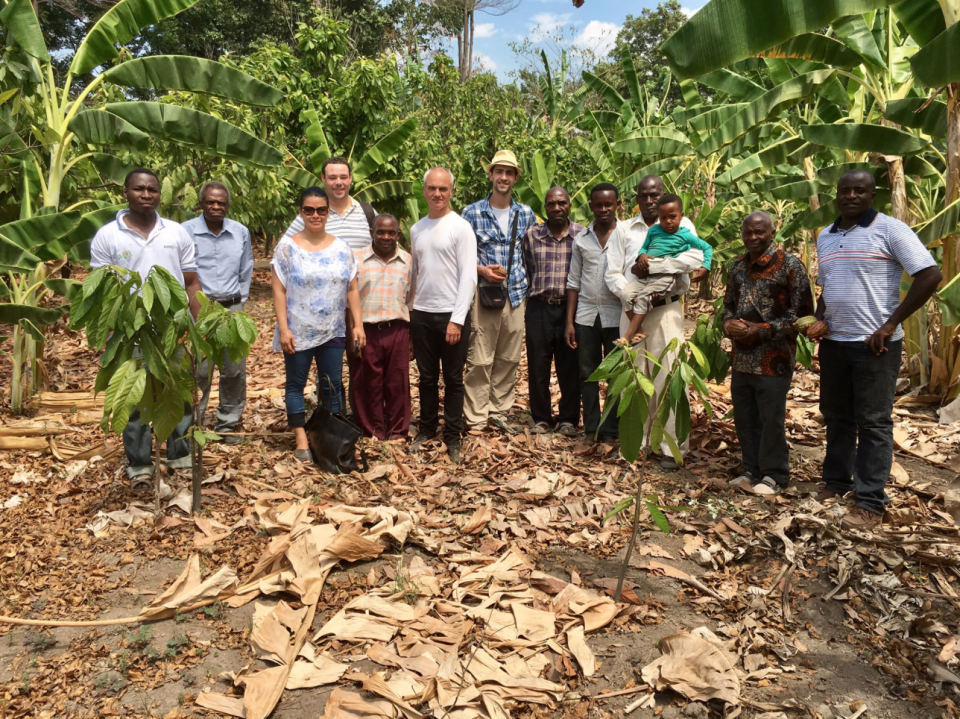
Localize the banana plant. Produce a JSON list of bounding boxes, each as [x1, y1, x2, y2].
[[0, 0, 283, 411], [285, 108, 417, 204], [514, 149, 601, 225]]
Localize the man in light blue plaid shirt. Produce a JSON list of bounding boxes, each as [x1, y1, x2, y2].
[[461, 150, 537, 431]]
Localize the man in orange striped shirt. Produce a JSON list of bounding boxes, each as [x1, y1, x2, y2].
[[350, 214, 415, 440]]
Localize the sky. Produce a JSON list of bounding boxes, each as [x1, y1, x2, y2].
[[459, 0, 706, 80]]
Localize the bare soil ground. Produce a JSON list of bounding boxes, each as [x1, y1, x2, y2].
[[0, 269, 958, 719]]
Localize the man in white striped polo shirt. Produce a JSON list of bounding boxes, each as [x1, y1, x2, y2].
[[807, 170, 941, 530]]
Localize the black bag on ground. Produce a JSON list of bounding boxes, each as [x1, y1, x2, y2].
[[305, 374, 362, 473]]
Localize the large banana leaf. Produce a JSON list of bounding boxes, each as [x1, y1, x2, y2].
[[582, 71, 629, 113], [71, 0, 203, 76], [0, 237, 41, 272], [715, 137, 805, 185], [102, 56, 283, 106], [661, 0, 891, 78], [831, 15, 886, 69], [938, 272, 960, 326], [757, 33, 863, 67], [686, 103, 748, 134], [915, 198, 960, 247], [909, 22, 960, 87], [302, 109, 331, 174], [352, 117, 418, 184], [0, 212, 83, 259], [42, 278, 84, 302], [891, 0, 946, 46], [66, 204, 128, 263], [89, 153, 139, 185], [769, 179, 824, 201], [353, 180, 414, 204], [104, 102, 283, 167], [0, 0, 49, 61], [698, 70, 836, 156], [619, 157, 688, 196], [0, 303, 64, 327], [620, 46, 644, 111], [284, 167, 324, 189], [68, 109, 150, 152], [697, 70, 766, 101], [884, 98, 947, 137], [612, 135, 694, 157], [800, 123, 929, 155]]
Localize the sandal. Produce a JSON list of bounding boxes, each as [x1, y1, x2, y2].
[[130, 474, 153, 495], [752, 476, 783, 496]]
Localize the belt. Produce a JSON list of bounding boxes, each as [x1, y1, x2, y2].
[[650, 293, 682, 309], [211, 294, 241, 306], [364, 319, 408, 330], [531, 295, 565, 305]]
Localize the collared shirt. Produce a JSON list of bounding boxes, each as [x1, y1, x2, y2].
[[522, 220, 584, 299], [283, 197, 376, 252], [355, 246, 415, 323], [182, 216, 253, 303], [90, 210, 197, 287], [817, 209, 936, 342], [462, 195, 537, 308], [723, 245, 814, 376], [605, 215, 700, 302], [567, 221, 624, 328]]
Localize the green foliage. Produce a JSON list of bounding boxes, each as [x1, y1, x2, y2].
[[69, 265, 257, 445], [689, 304, 732, 383]]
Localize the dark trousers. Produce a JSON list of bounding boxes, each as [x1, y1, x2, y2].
[[576, 316, 619, 440], [411, 309, 471, 443], [525, 299, 580, 426], [283, 343, 345, 428], [820, 338, 901, 514], [348, 322, 411, 440], [731, 371, 792, 487]]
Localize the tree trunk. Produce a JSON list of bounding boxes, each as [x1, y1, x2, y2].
[[467, 10, 475, 79], [940, 83, 960, 396]]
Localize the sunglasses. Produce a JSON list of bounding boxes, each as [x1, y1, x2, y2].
[[301, 206, 329, 217]]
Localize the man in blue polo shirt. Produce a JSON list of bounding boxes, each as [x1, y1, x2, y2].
[[808, 170, 941, 530], [183, 181, 253, 445]]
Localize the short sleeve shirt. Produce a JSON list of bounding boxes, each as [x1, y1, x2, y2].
[[271, 236, 357, 352], [817, 210, 936, 342], [89, 211, 197, 286]]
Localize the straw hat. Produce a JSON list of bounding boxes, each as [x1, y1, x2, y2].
[[485, 149, 520, 173]]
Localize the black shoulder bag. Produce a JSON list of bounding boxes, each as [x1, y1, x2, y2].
[[305, 374, 364, 474], [477, 211, 520, 311]]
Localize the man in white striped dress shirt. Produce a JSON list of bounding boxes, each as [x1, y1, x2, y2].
[[807, 170, 941, 530]]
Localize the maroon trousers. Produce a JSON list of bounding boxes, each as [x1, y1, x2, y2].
[[349, 321, 411, 440]]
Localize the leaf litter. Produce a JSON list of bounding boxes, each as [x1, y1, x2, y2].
[[1, 282, 960, 717]]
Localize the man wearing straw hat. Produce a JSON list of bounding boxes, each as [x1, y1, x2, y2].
[[461, 150, 537, 432]]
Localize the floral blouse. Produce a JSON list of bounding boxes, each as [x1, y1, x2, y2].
[[271, 236, 357, 353], [722, 245, 814, 377]]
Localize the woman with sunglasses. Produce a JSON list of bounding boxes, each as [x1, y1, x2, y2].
[[271, 187, 366, 462]]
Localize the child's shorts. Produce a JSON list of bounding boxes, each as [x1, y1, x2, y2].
[[625, 274, 678, 314]]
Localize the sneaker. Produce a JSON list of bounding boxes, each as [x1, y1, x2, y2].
[[557, 422, 578, 437], [488, 415, 515, 434], [842, 507, 883, 531], [224, 435, 245, 446], [410, 431, 435, 453], [752, 476, 782, 496], [659, 455, 681, 471], [530, 421, 552, 434], [815, 487, 841, 502], [729, 474, 756, 490], [448, 441, 462, 464]]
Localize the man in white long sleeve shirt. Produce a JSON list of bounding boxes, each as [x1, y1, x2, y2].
[[409, 168, 478, 463], [605, 175, 709, 468]]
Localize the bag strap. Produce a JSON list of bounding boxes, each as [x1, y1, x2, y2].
[[505, 209, 520, 281], [360, 202, 376, 231]]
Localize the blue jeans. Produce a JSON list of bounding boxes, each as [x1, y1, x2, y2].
[[284, 343, 345, 428], [820, 339, 901, 514]]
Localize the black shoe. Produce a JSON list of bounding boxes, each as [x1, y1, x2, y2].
[[223, 434, 244, 446], [448, 441, 462, 464], [410, 431, 434, 453]]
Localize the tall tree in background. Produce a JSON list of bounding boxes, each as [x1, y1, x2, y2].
[[444, 0, 521, 81]]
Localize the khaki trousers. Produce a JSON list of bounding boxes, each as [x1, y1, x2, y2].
[[620, 299, 690, 457], [464, 292, 526, 427]]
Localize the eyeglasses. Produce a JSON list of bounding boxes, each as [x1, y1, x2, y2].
[[301, 206, 329, 217]]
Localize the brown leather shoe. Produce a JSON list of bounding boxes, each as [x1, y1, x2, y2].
[[814, 487, 840, 502], [842, 507, 883, 531]]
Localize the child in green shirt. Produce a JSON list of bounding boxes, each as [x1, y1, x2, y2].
[[621, 194, 713, 344]]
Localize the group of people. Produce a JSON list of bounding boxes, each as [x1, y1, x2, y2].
[[89, 152, 940, 531]]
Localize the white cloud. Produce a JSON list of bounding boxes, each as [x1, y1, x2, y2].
[[681, 5, 704, 18], [475, 53, 498, 72], [575, 20, 621, 57], [474, 22, 497, 38], [529, 12, 571, 41]]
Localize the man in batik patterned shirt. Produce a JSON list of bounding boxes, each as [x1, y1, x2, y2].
[[722, 212, 814, 496]]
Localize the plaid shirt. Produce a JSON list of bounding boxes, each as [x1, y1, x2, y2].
[[462, 195, 537, 308], [522, 220, 584, 299], [354, 246, 415, 323]]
